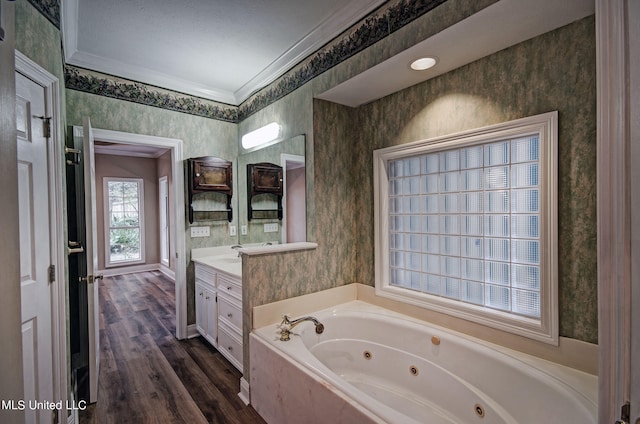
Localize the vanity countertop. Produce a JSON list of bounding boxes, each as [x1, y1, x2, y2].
[[192, 254, 241, 277], [192, 246, 242, 277]]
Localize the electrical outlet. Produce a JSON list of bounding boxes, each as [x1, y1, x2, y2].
[[264, 223, 279, 233], [229, 225, 237, 236], [190, 226, 210, 237], [241, 225, 247, 235]]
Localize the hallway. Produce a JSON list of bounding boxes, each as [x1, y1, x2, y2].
[[80, 271, 265, 424]]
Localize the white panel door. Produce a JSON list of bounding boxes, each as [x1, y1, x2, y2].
[[16, 71, 54, 424], [81, 117, 101, 403]]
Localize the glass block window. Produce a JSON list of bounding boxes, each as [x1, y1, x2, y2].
[[104, 178, 145, 267], [388, 136, 541, 317], [375, 113, 558, 344]]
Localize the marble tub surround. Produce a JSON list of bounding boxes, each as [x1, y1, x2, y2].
[[250, 300, 597, 424], [252, 284, 598, 376], [253, 283, 355, 329], [249, 332, 384, 424]]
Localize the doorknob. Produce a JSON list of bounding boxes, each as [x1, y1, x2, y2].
[[67, 241, 84, 255], [79, 274, 104, 284]]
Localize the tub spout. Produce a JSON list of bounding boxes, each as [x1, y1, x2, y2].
[[279, 315, 324, 341]]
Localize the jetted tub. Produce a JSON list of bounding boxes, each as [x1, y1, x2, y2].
[[249, 301, 597, 424]]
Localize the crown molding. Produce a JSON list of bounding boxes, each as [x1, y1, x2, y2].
[[233, 0, 386, 103]]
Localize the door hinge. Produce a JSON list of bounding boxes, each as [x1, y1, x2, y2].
[[48, 264, 55, 284], [37, 115, 52, 138], [616, 402, 630, 424], [621, 402, 630, 423]]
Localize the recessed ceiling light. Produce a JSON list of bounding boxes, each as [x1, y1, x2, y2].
[[410, 57, 438, 71]]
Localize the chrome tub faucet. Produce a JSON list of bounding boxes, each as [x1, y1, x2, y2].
[[278, 315, 324, 341]]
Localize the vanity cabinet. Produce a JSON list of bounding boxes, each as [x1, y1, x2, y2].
[[195, 279, 217, 347], [216, 274, 243, 370], [194, 263, 243, 372]]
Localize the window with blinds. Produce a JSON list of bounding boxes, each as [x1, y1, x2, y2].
[[374, 112, 558, 344]]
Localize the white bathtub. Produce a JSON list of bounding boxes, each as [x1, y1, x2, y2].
[[250, 301, 597, 424]]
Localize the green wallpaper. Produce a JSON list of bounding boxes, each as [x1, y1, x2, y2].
[[16, 0, 597, 349], [356, 17, 596, 343], [66, 90, 239, 323], [243, 17, 597, 345], [15, 0, 63, 83]]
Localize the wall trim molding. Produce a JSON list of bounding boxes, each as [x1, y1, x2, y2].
[[186, 324, 200, 339], [238, 377, 250, 406], [595, 0, 633, 421], [63, 0, 449, 123]]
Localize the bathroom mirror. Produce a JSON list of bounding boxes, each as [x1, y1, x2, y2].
[[237, 135, 307, 245]]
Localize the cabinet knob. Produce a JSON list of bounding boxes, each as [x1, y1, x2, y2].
[[195, 172, 200, 177], [227, 286, 232, 290], [227, 313, 232, 318], [206, 296, 210, 300], [227, 346, 233, 351]]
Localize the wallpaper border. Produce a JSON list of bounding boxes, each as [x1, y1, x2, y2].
[[26, 0, 60, 29], [65, 65, 239, 123], [63, 0, 448, 123]]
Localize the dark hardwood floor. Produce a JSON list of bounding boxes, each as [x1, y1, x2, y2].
[[80, 271, 265, 424]]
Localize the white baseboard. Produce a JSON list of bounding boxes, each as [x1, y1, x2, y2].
[[238, 377, 250, 405], [159, 264, 175, 280], [66, 396, 78, 424], [187, 324, 200, 339], [99, 263, 161, 277]]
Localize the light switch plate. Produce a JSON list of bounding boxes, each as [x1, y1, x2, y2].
[[229, 225, 237, 236], [264, 223, 279, 233], [190, 226, 210, 237], [241, 225, 247, 235]]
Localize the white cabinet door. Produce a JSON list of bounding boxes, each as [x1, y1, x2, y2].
[[195, 281, 207, 336], [205, 286, 217, 346]]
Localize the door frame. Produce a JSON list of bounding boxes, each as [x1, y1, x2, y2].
[[88, 128, 187, 339], [159, 175, 170, 270], [596, 0, 637, 422], [15, 50, 67, 417], [280, 153, 305, 243]]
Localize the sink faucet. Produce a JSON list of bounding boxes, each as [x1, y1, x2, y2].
[[278, 315, 324, 341], [231, 244, 243, 257]]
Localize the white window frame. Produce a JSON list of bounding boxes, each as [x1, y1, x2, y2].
[[374, 112, 558, 344], [104, 177, 146, 267]]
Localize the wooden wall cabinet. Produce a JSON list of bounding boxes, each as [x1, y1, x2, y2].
[[247, 162, 283, 221], [187, 156, 233, 223]]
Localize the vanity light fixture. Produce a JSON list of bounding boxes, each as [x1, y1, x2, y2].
[[242, 122, 281, 150], [410, 57, 438, 71]]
